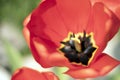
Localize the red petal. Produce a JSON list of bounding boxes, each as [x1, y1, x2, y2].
[[23, 17, 52, 67], [86, 3, 108, 47], [23, 14, 31, 48], [42, 72, 59, 80], [23, 18, 73, 68], [55, 0, 91, 33], [27, 0, 68, 46], [32, 37, 74, 68], [66, 53, 120, 78], [91, 0, 120, 19], [87, 3, 120, 63], [90, 53, 120, 76], [66, 68, 99, 78], [92, 3, 119, 46], [11, 67, 59, 80], [27, 0, 92, 46]]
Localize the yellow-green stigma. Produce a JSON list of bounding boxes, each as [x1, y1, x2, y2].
[[59, 31, 97, 66]]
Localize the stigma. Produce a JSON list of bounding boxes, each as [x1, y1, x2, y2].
[[59, 31, 97, 66]]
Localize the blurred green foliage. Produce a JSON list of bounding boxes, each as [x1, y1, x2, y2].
[[0, 0, 41, 73], [0, 0, 41, 57], [0, 0, 40, 29], [3, 39, 22, 72]]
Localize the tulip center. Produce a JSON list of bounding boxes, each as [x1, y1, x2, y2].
[[59, 31, 97, 66]]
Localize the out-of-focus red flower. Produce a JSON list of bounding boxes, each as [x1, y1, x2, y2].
[[23, 0, 120, 78], [11, 67, 59, 80], [91, 0, 120, 20]]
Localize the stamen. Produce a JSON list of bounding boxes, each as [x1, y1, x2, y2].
[[59, 31, 97, 66]]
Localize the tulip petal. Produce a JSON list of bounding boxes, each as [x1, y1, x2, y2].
[[66, 68, 99, 78], [23, 14, 33, 48], [23, 24, 74, 68], [90, 53, 120, 76], [92, 2, 119, 46], [11, 67, 59, 80], [27, 0, 68, 45], [66, 53, 120, 78], [87, 2, 120, 63], [27, 0, 92, 46], [55, 0, 91, 33], [32, 37, 74, 68], [42, 72, 59, 80], [91, 0, 120, 19], [23, 18, 53, 67]]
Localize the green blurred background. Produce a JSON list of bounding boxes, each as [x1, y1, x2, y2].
[[0, 0, 120, 80]]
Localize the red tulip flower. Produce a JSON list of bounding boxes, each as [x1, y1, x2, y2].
[[11, 67, 59, 80], [23, 0, 120, 78]]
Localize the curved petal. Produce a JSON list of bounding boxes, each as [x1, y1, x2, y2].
[[27, 0, 67, 46], [55, 0, 91, 33], [23, 16, 31, 48], [27, 0, 92, 46], [90, 0, 120, 20], [23, 17, 51, 67], [92, 2, 119, 46], [66, 68, 99, 78], [23, 17, 74, 68], [66, 53, 120, 78], [90, 53, 120, 76], [87, 2, 120, 64], [11, 67, 59, 80], [32, 37, 75, 68], [23, 11, 83, 69]]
